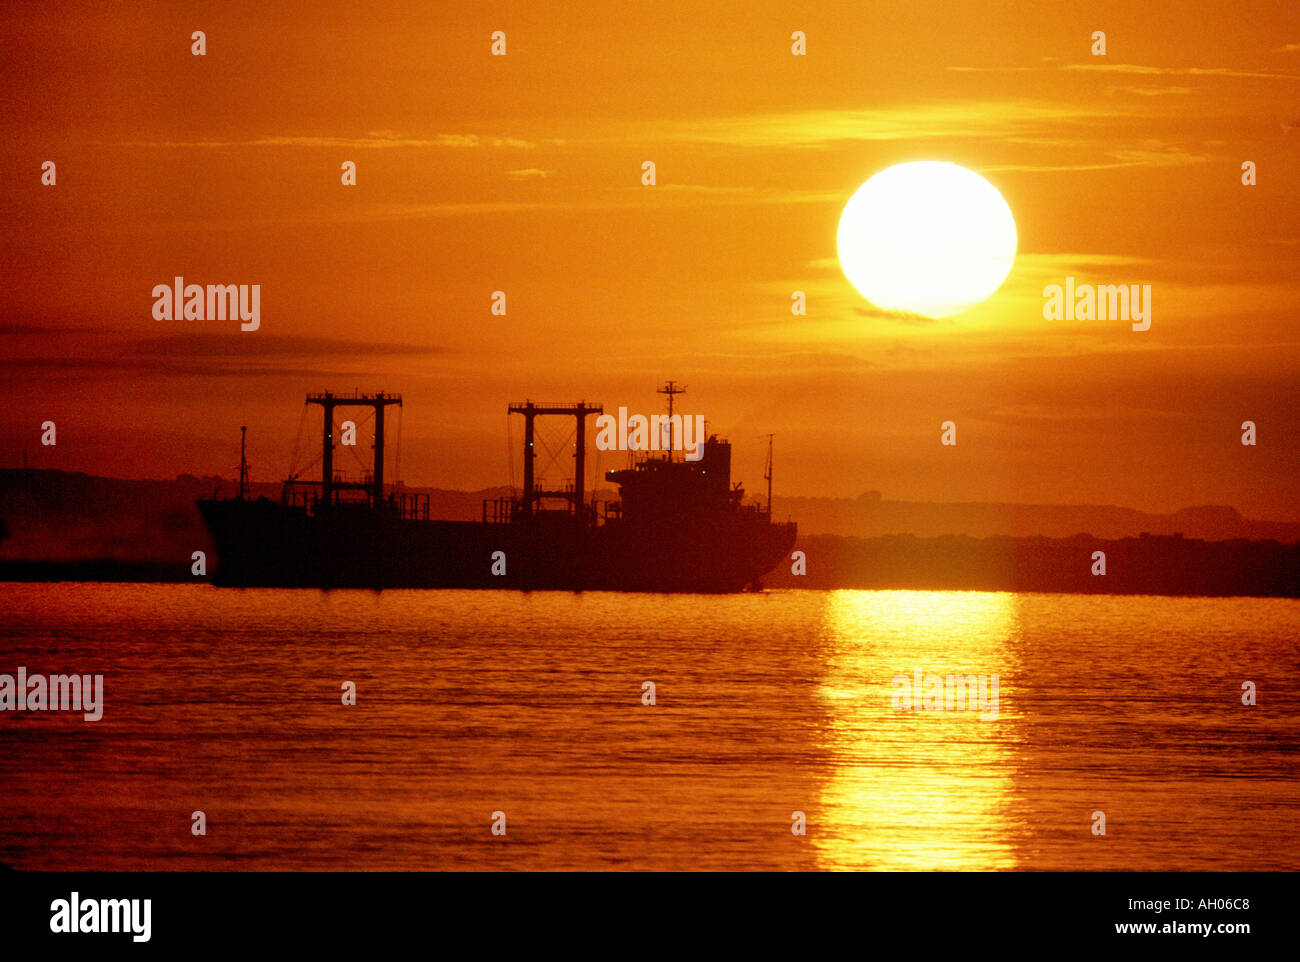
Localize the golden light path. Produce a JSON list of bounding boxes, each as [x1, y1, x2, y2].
[[837, 161, 1018, 318], [814, 590, 1024, 870]]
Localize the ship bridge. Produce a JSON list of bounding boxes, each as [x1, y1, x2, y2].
[[605, 435, 744, 523]]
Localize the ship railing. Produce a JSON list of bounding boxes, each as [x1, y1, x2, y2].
[[483, 496, 518, 524], [282, 480, 429, 520], [281, 481, 317, 510], [305, 391, 403, 403], [483, 495, 616, 526], [395, 492, 429, 521], [506, 400, 599, 411], [628, 450, 691, 468]]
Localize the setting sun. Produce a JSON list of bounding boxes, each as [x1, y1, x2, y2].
[[837, 161, 1018, 318]]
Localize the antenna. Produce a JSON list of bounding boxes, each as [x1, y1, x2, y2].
[[657, 380, 686, 461]]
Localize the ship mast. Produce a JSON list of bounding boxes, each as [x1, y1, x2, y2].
[[657, 380, 686, 461], [306, 391, 402, 510], [238, 425, 248, 500], [507, 400, 603, 520], [764, 433, 773, 517]]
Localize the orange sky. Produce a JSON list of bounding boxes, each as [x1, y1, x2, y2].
[[2, 0, 1297, 518]]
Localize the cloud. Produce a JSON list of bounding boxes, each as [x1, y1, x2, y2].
[[0, 323, 99, 336], [128, 334, 442, 358], [852, 305, 944, 327], [504, 168, 553, 179], [951, 63, 1300, 81], [1110, 85, 1194, 97], [102, 132, 538, 150], [110, 184, 848, 234], [1016, 252, 1157, 265], [1062, 63, 1300, 80], [0, 334, 443, 383], [0, 356, 385, 382], [632, 102, 1144, 149], [947, 66, 1041, 72], [984, 145, 1207, 172]]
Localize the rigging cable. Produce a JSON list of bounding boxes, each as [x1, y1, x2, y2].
[[507, 410, 516, 496], [288, 400, 309, 481], [395, 402, 403, 487]]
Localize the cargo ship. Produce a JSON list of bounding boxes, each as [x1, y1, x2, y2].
[[196, 386, 797, 591]]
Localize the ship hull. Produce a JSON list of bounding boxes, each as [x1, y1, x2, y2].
[[197, 498, 796, 592]]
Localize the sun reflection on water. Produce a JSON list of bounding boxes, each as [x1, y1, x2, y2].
[[814, 590, 1024, 870]]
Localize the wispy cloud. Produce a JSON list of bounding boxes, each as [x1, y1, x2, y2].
[[106, 185, 847, 235], [0, 334, 443, 382], [951, 63, 1300, 81], [852, 304, 945, 327], [1062, 63, 1300, 80], [0, 323, 99, 336], [808, 252, 1159, 275], [1110, 85, 1194, 97], [129, 334, 442, 358], [635, 102, 1144, 149], [0, 356, 389, 382], [947, 66, 1042, 73], [984, 144, 1207, 172], [102, 132, 538, 149], [1013, 252, 1160, 271]]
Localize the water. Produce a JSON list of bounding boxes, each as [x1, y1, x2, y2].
[[1, 584, 1296, 871]]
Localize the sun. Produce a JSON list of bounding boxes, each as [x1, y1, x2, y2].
[[837, 161, 1017, 318]]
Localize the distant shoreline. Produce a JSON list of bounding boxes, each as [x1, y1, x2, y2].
[[3, 469, 1296, 596], [0, 561, 190, 583], [4, 530, 1297, 598]]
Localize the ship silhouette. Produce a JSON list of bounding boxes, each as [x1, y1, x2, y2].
[[197, 387, 797, 591]]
